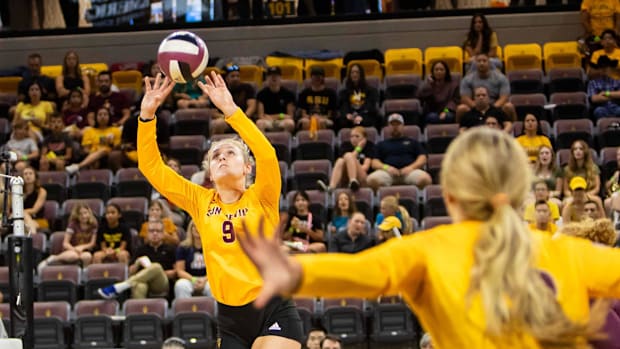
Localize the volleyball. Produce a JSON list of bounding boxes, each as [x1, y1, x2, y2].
[[157, 31, 209, 84]]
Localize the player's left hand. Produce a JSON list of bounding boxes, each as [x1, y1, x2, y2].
[[238, 217, 302, 309]]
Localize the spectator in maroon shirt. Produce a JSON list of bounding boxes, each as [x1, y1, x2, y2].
[[87, 71, 131, 127]]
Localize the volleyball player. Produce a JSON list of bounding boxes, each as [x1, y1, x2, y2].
[[238, 127, 620, 348], [133, 73, 303, 349]]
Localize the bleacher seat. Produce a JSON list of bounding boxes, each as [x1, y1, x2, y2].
[[42, 200, 60, 231], [112, 70, 143, 95], [553, 118, 594, 149], [0, 118, 10, 144], [83, 263, 128, 300], [295, 129, 335, 162], [171, 297, 217, 349], [115, 168, 152, 198], [426, 153, 444, 184], [550, 92, 588, 120], [424, 185, 447, 217], [385, 48, 423, 76], [557, 147, 598, 167], [302, 77, 341, 92], [507, 69, 544, 95], [180, 165, 199, 180], [174, 109, 210, 136], [543, 41, 582, 71], [70, 169, 113, 201], [294, 297, 317, 335], [509, 93, 547, 122], [598, 118, 620, 148], [337, 127, 380, 149], [504, 43, 543, 73], [291, 160, 332, 191], [424, 123, 459, 154], [384, 74, 421, 100], [0, 77, 22, 94], [39, 171, 69, 204], [169, 135, 207, 165], [38, 265, 80, 305], [305, 60, 342, 80], [61, 198, 105, 220], [123, 298, 168, 349], [0, 267, 8, 299], [512, 120, 552, 138], [239, 65, 263, 87], [548, 68, 585, 93], [383, 99, 422, 126], [370, 299, 416, 344], [347, 59, 383, 80], [73, 300, 119, 349], [421, 216, 452, 230], [265, 131, 293, 164], [599, 147, 619, 182], [424, 46, 464, 76], [40, 65, 62, 78], [321, 298, 367, 344], [33, 301, 71, 349], [265, 56, 304, 82]]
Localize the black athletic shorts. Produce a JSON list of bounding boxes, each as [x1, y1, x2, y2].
[[216, 297, 304, 349]]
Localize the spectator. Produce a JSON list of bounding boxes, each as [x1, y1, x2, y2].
[[321, 126, 373, 192], [336, 64, 379, 130], [281, 190, 326, 253], [562, 140, 601, 199], [92, 203, 131, 264], [174, 220, 212, 299], [588, 55, 620, 120], [585, 200, 605, 220], [65, 106, 121, 175], [581, 0, 620, 41], [329, 212, 374, 253], [108, 111, 169, 172], [37, 203, 97, 274], [320, 335, 342, 349], [456, 53, 516, 131], [87, 71, 131, 126], [366, 113, 431, 191], [17, 53, 56, 102], [12, 80, 55, 141], [376, 216, 402, 244], [328, 191, 357, 235], [529, 200, 557, 235], [458, 86, 509, 133], [533, 145, 563, 202], [605, 148, 620, 224], [375, 195, 406, 232], [3, 120, 39, 172], [562, 177, 605, 223], [589, 29, 620, 80], [419, 333, 433, 349], [98, 219, 177, 299], [463, 14, 501, 71], [190, 152, 213, 188], [61, 88, 89, 138], [255, 66, 296, 133], [139, 199, 179, 245], [210, 63, 257, 135], [22, 166, 47, 231], [55, 50, 90, 107], [172, 76, 209, 110], [417, 60, 459, 124], [523, 180, 561, 224], [516, 113, 552, 163], [305, 327, 326, 349], [39, 113, 73, 171], [298, 66, 338, 130]]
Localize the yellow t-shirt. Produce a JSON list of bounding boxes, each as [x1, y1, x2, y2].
[[529, 222, 558, 235], [15, 101, 54, 133], [81, 126, 121, 153], [138, 109, 280, 306], [516, 135, 552, 163], [581, 0, 620, 36], [295, 221, 620, 348], [590, 48, 620, 80], [523, 201, 561, 222]]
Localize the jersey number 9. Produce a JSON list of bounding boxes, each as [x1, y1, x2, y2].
[[222, 220, 236, 243]]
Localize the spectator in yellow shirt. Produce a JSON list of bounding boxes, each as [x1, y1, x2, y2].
[[523, 180, 561, 223], [528, 200, 557, 235], [516, 113, 552, 163], [590, 29, 620, 80], [581, 0, 620, 39]]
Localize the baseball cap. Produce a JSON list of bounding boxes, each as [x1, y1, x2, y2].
[[378, 216, 402, 231], [569, 176, 587, 191], [266, 66, 281, 76], [387, 113, 404, 124], [310, 66, 325, 76]]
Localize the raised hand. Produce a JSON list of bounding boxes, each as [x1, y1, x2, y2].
[[238, 217, 303, 309], [140, 73, 175, 120], [197, 71, 238, 116]]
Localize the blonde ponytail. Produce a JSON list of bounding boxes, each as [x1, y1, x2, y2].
[[441, 128, 607, 347]]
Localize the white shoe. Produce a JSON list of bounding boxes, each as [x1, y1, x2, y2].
[[65, 164, 80, 175]]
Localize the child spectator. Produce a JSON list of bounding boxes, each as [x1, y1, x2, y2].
[[255, 66, 296, 133], [376, 216, 402, 243], [174, 220, 211, 299], [418, 60, 459, 124], [336, 64, 380, 131], [529, 200, 557, 235], [375, 195, 405, 229], [172, 76, 209, 110], [329, 191, 357, 235], [281, 190, 326, 253], [3, 120, 39, 173], [139, 199, 179, 245], [516, 113, 552, 163], [92, 203, 131, 264], [65, 106, 121, 175], [39, 113, 73, 171], [37, 203, 98, 274]]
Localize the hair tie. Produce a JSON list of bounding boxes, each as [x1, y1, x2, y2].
[[490, 193, 510, 209]]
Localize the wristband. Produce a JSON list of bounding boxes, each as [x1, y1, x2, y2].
[[279, 113, 285, 120], [139, 116, 155, 122], [21, 155, 27, 161], [443, 108, 450, 113], [606, 91, 611, 97], [115, 248, 120, 253], [191, 277, 197, 284], [354, 146, 362, 153], [383, 164, 389, 171]]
